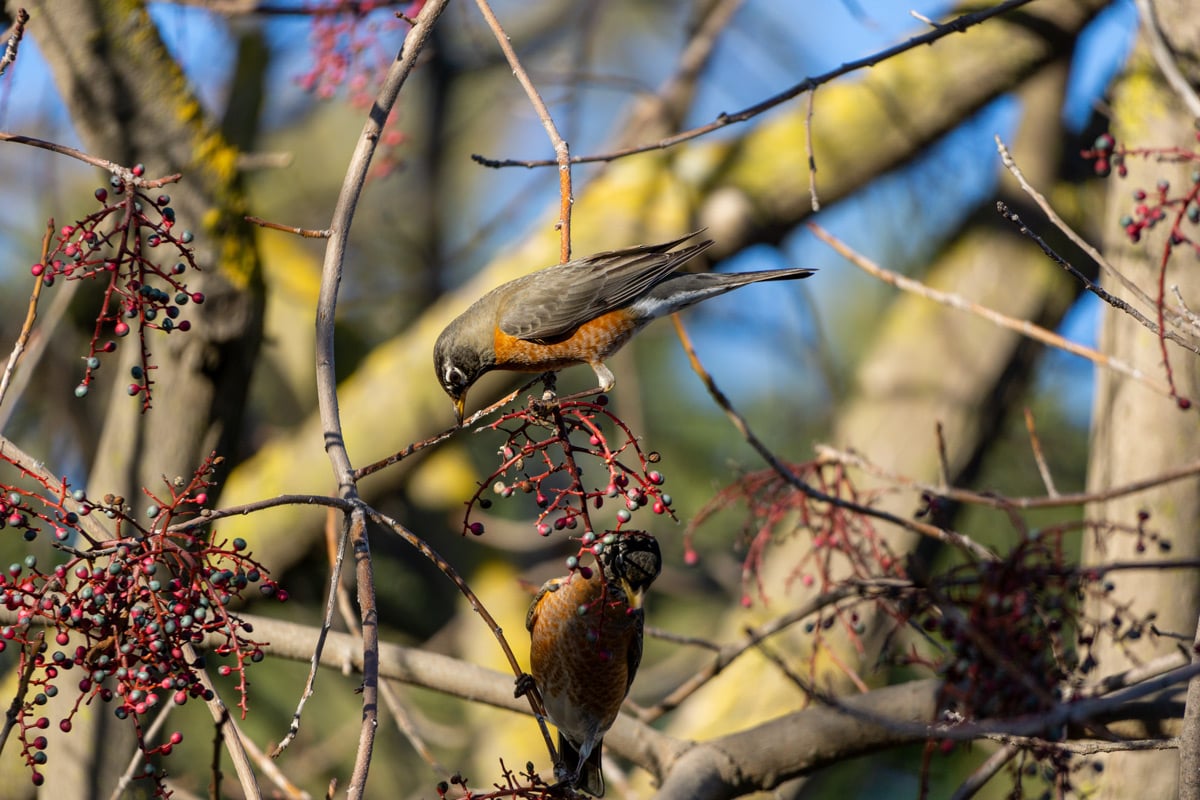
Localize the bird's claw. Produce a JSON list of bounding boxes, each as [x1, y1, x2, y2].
[[540, 371, 558, 402], [514, 672, 537, 699]]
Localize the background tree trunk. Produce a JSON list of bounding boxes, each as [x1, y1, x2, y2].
[[7, 2, 265, 796], [1084, 3, 1200, 796]]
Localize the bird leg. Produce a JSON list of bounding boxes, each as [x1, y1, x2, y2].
[[513, 672, 537, 699], [539, 371, 558, 402]]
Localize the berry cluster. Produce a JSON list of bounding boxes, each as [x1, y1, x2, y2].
[[0, 453, 284, 794], [30, 167, 204, 410], [462, 397, 674, 551], [1081, 132, 1200, 251], [1083, 132, 1126, 178], [687, 460, 900, 610], [927, 534, 1076, 720], [296, 1, 415, 176]]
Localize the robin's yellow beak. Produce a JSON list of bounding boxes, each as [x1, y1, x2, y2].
[[453, 395, 466, 426], [621, 577, 644, 609]]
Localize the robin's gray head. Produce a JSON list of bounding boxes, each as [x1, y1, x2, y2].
[[434, 316, 493, 425], [597, 533, 662, 595]]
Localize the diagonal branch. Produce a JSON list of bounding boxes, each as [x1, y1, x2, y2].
[[473, 0, 1040, 168], [809, 222, 1185, 403], [473, 0, 573, 259]]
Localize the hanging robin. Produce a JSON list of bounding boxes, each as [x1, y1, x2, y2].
[[523, 533, 662, 796], [434, 231, 815, 423]]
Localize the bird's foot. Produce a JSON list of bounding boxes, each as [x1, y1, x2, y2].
[[514, 672, 537, 699], [546, 766, 584, 797], [539, 371, 558, 402]]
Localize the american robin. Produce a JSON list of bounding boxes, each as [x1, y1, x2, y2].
[[434, 231, 815, 422], [523, 533, 662, 796]]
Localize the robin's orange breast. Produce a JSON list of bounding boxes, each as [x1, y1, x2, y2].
[[528, 573, 639, 740], [493, 309, 642, 372]]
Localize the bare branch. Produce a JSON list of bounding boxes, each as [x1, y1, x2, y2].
[[669, 314, 996, 561], [473, 0, 573, 258], [314, 0, 450, 493], [809, 222, 1185, 402], [0, 221, 51, 416], [0, 8, 29, 78], [473, 0, 1040, 168]]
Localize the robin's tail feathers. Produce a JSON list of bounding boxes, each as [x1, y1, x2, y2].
[[560, 733, 605, 796], [632, 266, 815, 318]]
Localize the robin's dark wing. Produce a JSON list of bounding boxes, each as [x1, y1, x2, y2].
[[624, 604, 644, 697], [499, 231, 714, 342], [526, 578, 563, 632]]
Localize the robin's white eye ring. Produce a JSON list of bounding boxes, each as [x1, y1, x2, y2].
[[443, 365, 467, 389]]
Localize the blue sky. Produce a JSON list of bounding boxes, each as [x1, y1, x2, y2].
[[0, 0, 1138, 425]]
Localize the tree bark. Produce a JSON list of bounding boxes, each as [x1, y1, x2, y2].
[[1084, 3, 1200, 796], [9, 2, 265, 797]]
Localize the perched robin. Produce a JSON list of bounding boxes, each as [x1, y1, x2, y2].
[[523, 534, 662, 796], [434, 231, 815, 422]]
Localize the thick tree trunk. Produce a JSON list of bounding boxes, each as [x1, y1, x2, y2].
[[7, 2, 265, 797], [1084, 3, 1200, 796]]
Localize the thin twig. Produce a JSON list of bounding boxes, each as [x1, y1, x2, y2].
[[995, 198, 1200, 357], [995, 135, 1180, 330], [239, 727, 310, 799], [640, 583, 891, 722], [989, 735, 1177, 755], [0, 242, 82, 434], [109, 703, 176, 800], [271, 512, 351, 758], [245, 215, 331, 239], [0, 220, 52, 415], [473, 0, 572, 259], [331, 514, 446, 774], [949, 743, 1019, 800], [353, 375, 544, 480], [185, 642, 262, 799], [805, 89, 820, 211], [165, 493, 353, 532], [815, 444, 1200, 511], [0, 8, 29, 78], [1023, 407, 1059, 497], [808, 222, 1183, 402], [1172, 285, 1200, 330], [313, 0, 450, 496], [0, 632, 43, 756], [367, 508, 559, 759], [669, 314, 997, 561], [473, 0, 1039, 168], [306, 1, 452, 785], [0, 133, 180, 186], [934, 421, 951, 488]]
